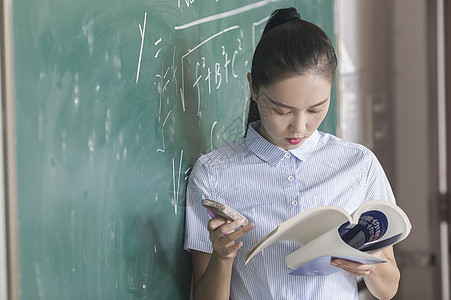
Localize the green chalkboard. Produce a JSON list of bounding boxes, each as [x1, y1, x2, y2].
[[12, 0, 335, 299]]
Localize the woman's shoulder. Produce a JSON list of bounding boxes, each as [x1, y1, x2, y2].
[[195, 138, 248, 165], [317, 131, 376, 158]]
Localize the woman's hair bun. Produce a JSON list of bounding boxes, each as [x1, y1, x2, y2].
[[262, 7, 301, 36]]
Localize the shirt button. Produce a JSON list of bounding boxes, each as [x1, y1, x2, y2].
[[288, 176, 294, 182], [284, 152, 290, 158], [291, 200, 298, 206]]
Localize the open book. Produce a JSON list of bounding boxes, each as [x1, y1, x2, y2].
[[245, 200, 411, 275]]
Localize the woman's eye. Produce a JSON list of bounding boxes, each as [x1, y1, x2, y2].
[[308, 109, 321, 114], [273, 109, 290, 116], [308, 107, 325, 114]]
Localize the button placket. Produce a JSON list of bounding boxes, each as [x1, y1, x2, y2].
[[281, 154, 299, 212]]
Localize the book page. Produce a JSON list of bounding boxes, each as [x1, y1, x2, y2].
[[246, 207, 350, 263]]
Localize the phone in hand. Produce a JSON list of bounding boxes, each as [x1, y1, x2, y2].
[[201, 198, 248, 226]]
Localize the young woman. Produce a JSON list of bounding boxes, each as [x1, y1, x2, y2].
[[184, 7, 400, 300]]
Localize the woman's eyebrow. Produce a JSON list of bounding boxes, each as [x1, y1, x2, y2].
[[309, 98, 329, 108], [262, 92, 329, 109], [261, 92, 296, 109]]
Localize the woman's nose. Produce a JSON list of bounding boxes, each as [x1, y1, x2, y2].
[[289, 113, 306, 133]]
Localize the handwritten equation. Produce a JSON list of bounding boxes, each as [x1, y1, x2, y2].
[[132, 2, 277, 213]]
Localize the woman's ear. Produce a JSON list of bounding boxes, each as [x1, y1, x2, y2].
[[247, 72, 257, 102]]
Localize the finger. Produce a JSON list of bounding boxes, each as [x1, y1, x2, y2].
[[208, 217, 228, 231], [331, 263, 365, 276], [212, 217, 248, 236], [212, 223, 255, 252], [331, 259, 370, 269], [209, 219, 252, 246], [218, 221, 255, 244], [229, 222, 255, 239], [331, 259, 373, 276]]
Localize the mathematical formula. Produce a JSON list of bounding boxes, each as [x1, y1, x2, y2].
[[131, 2, 278, 213]]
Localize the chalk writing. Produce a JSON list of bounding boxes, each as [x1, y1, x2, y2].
[[232, 38, 243, 78], [172, 150, 184, 215], [130, 5, 275, 209], [136, 12, 147, 83], [178, 0, 195, 9], [175, 0, 283, 30], [155, 47, 179, 153], [210, 121, 218, 152], [180, 25, 239, 112], [189, 41, 243, 117]]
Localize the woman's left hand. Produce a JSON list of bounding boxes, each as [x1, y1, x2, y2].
[[330, 252, 382, 276], [331, 247, 400, 300]]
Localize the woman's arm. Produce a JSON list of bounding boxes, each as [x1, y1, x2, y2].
[[331, 246, 400, 300], [363, 246, 400, 300], [191, 217, 254, 300]]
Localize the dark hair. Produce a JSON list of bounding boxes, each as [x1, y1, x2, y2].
[[247, 7, 337, 127]]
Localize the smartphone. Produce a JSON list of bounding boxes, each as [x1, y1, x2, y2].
[[201, 198, 248, 226]]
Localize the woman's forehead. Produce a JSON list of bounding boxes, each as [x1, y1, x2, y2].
[[257, 75, 331, 108]]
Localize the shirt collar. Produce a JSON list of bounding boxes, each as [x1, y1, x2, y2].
[[245, 121, 320, 165]]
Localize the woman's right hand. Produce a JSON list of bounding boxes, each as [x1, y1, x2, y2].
[[208, 217, 254, 260]]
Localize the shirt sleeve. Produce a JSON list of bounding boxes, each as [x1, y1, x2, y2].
[[183, 159, 215, 254], [364, 151, 396, 204]]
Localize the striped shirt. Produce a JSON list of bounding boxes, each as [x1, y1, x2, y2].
[[184, 121, 395, 300]]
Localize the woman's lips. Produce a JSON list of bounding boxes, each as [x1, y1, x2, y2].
[[287, 137, 303, 145]]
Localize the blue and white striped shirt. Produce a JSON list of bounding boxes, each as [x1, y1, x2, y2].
[[184, 121, 395, 300]]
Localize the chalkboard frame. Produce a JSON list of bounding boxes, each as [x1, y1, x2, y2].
[[0, 0, 20, 299]]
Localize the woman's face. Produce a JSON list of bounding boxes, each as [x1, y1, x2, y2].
[[248, 73, 331, 150]]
